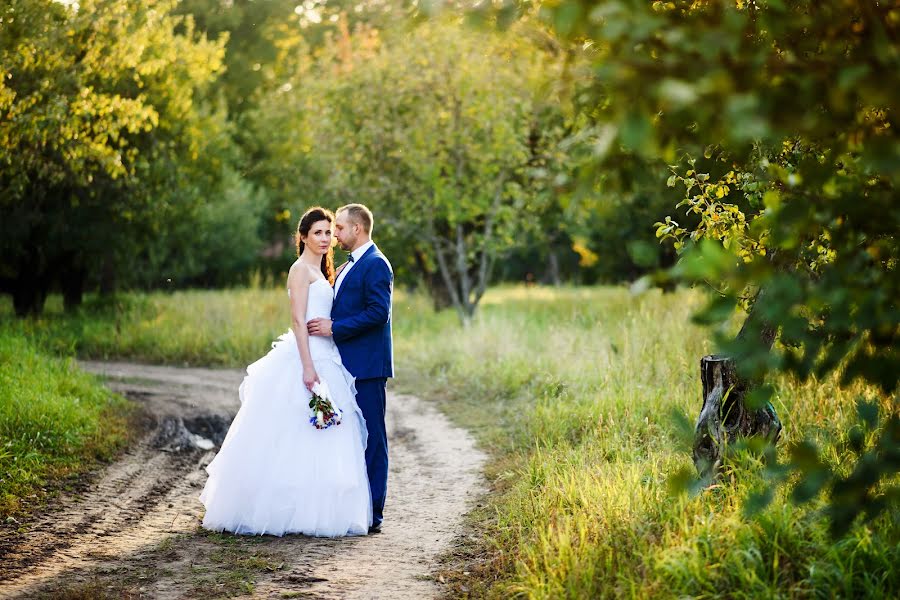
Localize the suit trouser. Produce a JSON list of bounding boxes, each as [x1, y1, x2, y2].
[[355, 377, 388, 525]]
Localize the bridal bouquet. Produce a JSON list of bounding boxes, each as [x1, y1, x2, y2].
[[308, 381, 342, 430]]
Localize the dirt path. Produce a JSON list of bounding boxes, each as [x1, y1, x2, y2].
[[0, 362, 485, 599]]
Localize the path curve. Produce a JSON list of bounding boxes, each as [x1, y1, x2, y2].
[[0, 361, 485, 599]]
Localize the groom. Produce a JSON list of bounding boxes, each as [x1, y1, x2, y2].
[[307, 203, 393, 534]]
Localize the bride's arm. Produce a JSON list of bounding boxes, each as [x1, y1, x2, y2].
[[288, 265, 319, 391]]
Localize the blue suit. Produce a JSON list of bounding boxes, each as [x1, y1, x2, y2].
[[332, 243, 393, 526]]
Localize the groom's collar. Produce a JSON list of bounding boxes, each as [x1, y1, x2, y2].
[[350, 240, 375, 263]]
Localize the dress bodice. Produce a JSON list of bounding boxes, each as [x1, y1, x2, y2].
[[304, 278, 334, 321], [288, 278, 341, 363]]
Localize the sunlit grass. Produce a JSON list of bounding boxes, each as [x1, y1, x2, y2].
[[1, 289, 293, 366], [392, 285, 898, 598], [1, 285, 896, 597]]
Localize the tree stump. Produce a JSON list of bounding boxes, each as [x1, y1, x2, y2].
[[693, 355, 783, 478]]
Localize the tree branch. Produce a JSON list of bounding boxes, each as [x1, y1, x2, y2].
[[474, 173, 507, 305], [427, 222, 464, 321], [455, 222, 471, 313]]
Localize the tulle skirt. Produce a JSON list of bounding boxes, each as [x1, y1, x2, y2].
[[199, 331, 372, 537]]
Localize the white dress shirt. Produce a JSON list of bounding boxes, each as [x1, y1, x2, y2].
[[334, 240, 374, 297]]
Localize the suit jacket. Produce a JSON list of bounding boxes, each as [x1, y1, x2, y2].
[[331, 243, 394, 380]]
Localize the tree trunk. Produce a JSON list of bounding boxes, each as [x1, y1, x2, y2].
[[413, 248, 452, 311], [693, 283, 784, 478], [427, 279, 453, 311], [61, 266, 86, 312], [544, 250, 561, 286], [12, 271, 50, 317], [693, 355, 782, 478], [98, 255, 117, 296]]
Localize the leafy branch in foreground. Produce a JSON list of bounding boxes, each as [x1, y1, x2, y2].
[[535, 0, 899, 534]]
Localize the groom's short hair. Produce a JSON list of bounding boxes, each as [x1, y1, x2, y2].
[[337, 203, 374, 235]]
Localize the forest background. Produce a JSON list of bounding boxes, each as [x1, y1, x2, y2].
[[1, 1, 897, 597]]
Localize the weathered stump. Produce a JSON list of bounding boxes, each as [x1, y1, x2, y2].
[[693, 355, 782, 478]]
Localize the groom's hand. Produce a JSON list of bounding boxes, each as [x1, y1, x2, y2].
[[307, 318, 333, 337]]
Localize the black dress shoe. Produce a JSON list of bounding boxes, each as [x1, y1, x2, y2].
[[368, 523, 382, 534]]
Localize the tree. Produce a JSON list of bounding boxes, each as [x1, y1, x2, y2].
[[535, 0, 898, 533], [252, 17, 572, 323], [0, 0, 239, 314], [176, 0, 420, 265]]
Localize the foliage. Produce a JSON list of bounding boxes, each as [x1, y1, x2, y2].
[[176, 0, 417, 258], [0, 1, 683, 309], [137, 167, 268, 289], [250, 18, 581, 322], [0, 0, 260, 314], [536, 0, 900, 534], [177, 0, 414, 118]]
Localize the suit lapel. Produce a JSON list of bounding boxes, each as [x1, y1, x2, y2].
[[335, 244, 377, 305]]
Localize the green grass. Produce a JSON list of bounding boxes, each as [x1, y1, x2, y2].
[[2, 285, 897, 597], [0, 290, 289, 366], [392, 286, 898, 599], [0, 329, 135, 519]]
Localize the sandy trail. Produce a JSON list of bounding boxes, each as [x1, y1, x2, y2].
[[0, 361, 485, 599]]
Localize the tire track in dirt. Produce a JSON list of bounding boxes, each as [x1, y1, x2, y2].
[[0, 362, 485, 599]]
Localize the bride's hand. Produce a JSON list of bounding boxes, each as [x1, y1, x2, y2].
[[303, 366, 320, 392]]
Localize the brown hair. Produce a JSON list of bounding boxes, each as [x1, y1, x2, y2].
[[295, 206, 336, 285], [337, 203, 374, 235]]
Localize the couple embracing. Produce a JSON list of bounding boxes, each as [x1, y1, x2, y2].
[[199, 204, 392, 537]]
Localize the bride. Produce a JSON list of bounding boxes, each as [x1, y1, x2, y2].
[[199, 206, 372, 537]]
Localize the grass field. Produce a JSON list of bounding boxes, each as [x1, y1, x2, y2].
[[392, 287, 898, 598], [1, 286, 896, 597]]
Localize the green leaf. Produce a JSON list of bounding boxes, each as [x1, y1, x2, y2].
[[692, 294, 737, 326], [627, 240, 659, 268], [857, 400, 879, 430], [744, 486, 774, 517], [620, 111, 652, 153], [673, 239, 735, 280], [745, 385, 774, 410], [668, 406, 695, 448], [789, 440, 821, 470], [791, 468, 830, 504]]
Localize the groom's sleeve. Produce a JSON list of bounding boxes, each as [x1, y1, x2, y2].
[[332, 260, 392, 343]]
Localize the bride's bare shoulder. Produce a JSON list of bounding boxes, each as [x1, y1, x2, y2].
[[287, 261, 314, 286]]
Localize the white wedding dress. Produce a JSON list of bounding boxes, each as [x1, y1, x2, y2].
[[199, 278, 372, 537]]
